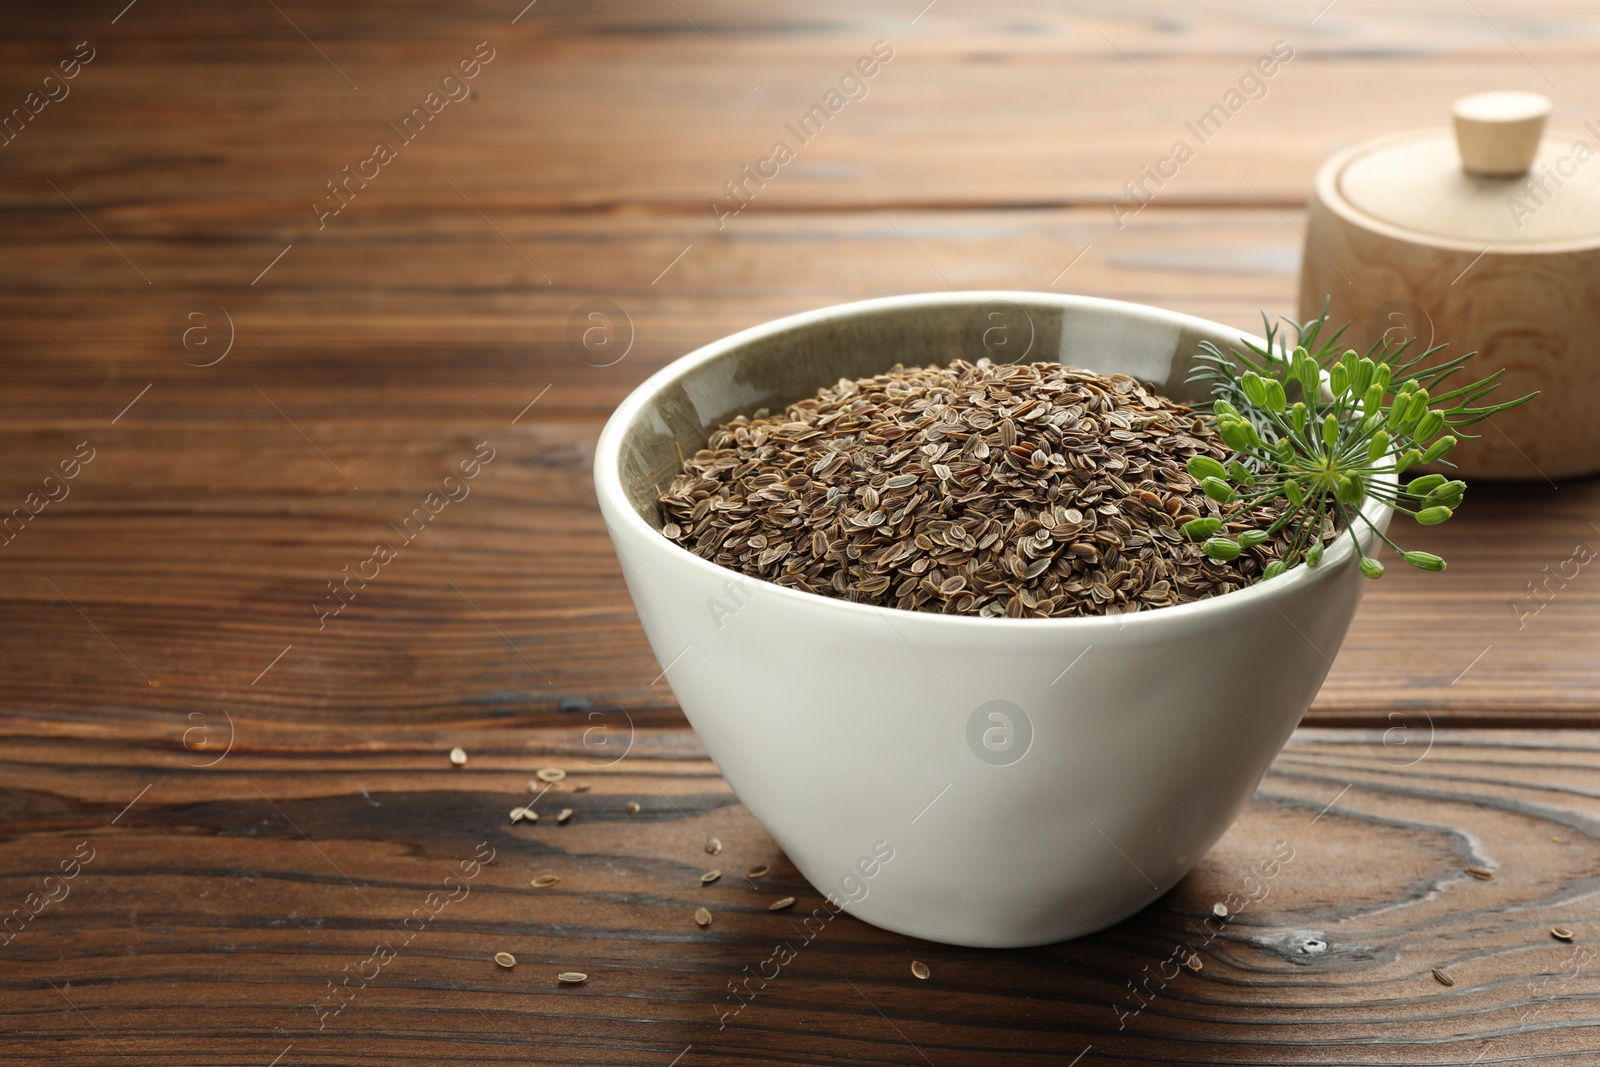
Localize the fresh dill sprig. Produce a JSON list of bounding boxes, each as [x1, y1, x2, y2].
[[1184, 301, 1537, 579]]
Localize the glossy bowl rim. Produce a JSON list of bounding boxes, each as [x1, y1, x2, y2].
[[593, 290, 1394, 634]]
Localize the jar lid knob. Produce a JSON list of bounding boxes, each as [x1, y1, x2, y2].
[[1453, 91, 1551, 177]]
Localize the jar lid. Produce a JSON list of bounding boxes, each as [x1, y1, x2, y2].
[[1333, 92, 1600, 247]]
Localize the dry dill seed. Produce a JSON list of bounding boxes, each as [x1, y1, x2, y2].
[[494, 952, 517, 969], [1212, 903, 1229, 919], [510, 807, 537, 824], [695, 907, 713, 927], [531, 875, 560, 888], [1432, 968, 1455, 986], [575, 782, 592, 792], [557, 972, 588, 984], [701, 870, 722, 884], [706, 838, 723, 855], [911, 960, 930, 980], [747, 864, 770, 878], [449, 747, 468, 766], [658, 358, 1321, 620], [1465, 866, 1493, 880], [537, 768, 567, 783], [625, 801, 641, 814], [769, 897, 796, 911], [557, 808, 573, 824], [1552, 926, 1576, 941], [1186, 955, 1203, 972]]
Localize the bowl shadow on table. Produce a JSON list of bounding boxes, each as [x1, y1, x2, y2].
[[690, 755, 1594, 1064]]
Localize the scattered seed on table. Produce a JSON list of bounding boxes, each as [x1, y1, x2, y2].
[[706, 837, 722, 855], [1466, 867, 1493, 880], [449, 747, 468, 766], [557, 808, 573, 824], [625, 801, 641, 814], [557, 972, 588, 984], [701, 870, 722, 884], [575, 782, 592, 792], [510, 807, 537, 823], [531, 875, 560, 888], [1552, 926, 1576, 941], [537, 768, 566, 783], [1186, 955, 1203, 972], [1432, 968, 1455, 987], [769, 897, 796, 911], [527, 780, 542, 793], [747, 865, 770, 878], [494, 951, 517, 969], [1212, 903, 1229, 918], [695, 907, 713, 927], [911, 961, 930, 980]]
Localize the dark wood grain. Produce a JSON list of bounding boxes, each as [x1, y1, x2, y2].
[[0, 205, 1593, 726], [3, 0, 1600, 1062], [7, 727, 1600, 1065], [5, 1, 1599, 212], [2, 2, 1594, 731]]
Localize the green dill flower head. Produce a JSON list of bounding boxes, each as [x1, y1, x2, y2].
[[1186, 303, 1535, 581]]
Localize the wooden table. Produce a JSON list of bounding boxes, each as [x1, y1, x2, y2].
[[3, 1, 1598, 1062]]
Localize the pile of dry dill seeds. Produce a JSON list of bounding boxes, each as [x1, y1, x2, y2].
[[658, 358, 1306, 619]]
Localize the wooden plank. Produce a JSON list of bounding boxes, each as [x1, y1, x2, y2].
[[3, 0, 1599, 1061], [2, 1, 1598, 217], [0, 207, 1592, 726], [5, 726, 1600, 1064]]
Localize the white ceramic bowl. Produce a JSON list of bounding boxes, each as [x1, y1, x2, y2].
[[594, 292, 1391, 948]]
